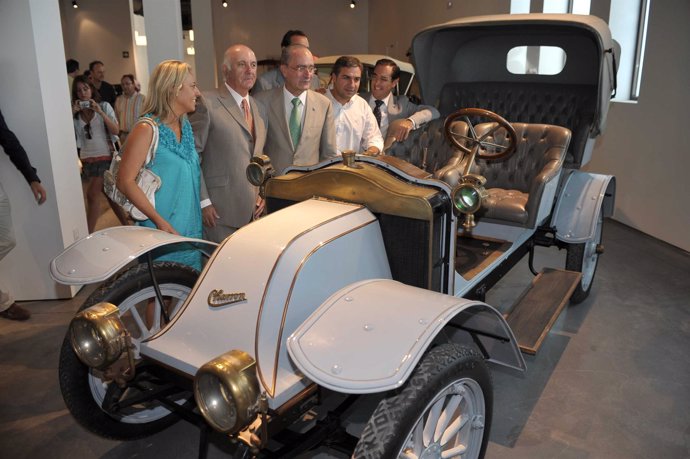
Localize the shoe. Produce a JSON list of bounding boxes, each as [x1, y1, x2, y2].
[[0, 303, 31, 321]]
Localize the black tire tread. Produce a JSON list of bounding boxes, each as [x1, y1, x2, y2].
[[353, 344, 492, 459]]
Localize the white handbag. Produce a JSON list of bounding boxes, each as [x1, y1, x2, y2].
[[103, 117, 162, 221]]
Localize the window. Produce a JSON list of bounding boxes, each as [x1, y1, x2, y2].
[[507, 46, 567, 75], [609, 0, 650, 101], [509, 0, 650, 102]]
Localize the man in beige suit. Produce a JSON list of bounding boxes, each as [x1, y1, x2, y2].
[[189, 44, 267, 242], [254, 45, 337, 175]]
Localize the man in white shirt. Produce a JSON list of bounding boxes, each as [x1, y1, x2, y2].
[[364, 58, 440, 143], [325, 56, 383, 156]]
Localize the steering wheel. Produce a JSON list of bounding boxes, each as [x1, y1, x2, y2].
[[443, 108, 517, 161]]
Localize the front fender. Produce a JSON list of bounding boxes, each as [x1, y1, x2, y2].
[[50, 226, 217, 285], [553, 170, 616, 243], [287, 279, 525, 394]]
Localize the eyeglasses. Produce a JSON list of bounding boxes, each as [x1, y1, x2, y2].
[[84, 122, 92, 139], [289, 65, 315, 74]]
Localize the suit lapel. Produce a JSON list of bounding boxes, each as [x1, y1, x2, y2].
[[270, 89, 294, 151], [216, 86, 252, 137]]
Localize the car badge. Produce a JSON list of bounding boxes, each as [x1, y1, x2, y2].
[[207, 289, 247, 307]]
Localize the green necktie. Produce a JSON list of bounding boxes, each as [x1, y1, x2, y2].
[[289, 97, 302, 149]]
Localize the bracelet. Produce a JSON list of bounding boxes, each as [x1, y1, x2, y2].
[[407, 118, 417, 129]]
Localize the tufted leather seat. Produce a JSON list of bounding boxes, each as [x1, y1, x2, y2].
[[438, 82, 593, 168], [385, 118, 466, 174], [471, 122, 570, 228]]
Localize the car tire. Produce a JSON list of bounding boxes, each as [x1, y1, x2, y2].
[[352, 343, 493, 459], [566, 209, 604, 304], [58, 261, 198, 440]]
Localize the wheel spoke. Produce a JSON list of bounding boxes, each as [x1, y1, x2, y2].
[[434, 393, 462, 442], [478, 140, 509, 152], [440, 414, 468, 445], [478, 122, 502, 142], [128, 304, 151, 339], [441, 444, 467, 458], [423, 396, 446, 445]]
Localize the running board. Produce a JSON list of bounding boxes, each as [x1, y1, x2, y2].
[[506, 268, 582, 355]]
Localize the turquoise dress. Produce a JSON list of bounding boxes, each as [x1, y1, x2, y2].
[[138, 115, 202, 271]]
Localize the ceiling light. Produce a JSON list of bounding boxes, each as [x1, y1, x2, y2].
[[222, 0, 228, 7], [350, 1, 356, 8], [72, 0, 78, 9]]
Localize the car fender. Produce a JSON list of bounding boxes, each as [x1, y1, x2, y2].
[[50, 226, 217, 285], [552, 170, 616, 243], [287, 279, 526, 394]]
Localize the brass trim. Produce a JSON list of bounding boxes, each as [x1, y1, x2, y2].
[[266, 163, 440, 221], [254, 204, 367, 396], [268, 219, 377, 398]]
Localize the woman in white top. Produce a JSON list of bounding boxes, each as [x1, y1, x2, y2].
[[71, 75, 124, 232]]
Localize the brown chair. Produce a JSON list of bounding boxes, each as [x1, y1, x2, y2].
[[435, 122, 571, 228]]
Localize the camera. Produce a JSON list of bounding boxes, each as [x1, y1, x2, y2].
[[78, 100, 91, 109]]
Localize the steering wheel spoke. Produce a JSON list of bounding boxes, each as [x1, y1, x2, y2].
[[444, 108, 517, 161]]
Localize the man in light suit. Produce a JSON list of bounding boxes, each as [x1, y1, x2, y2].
[[189, 44, 267, 243], [254, 45, 337, 175], [252, 30, 321, 95], [364, 58, 440, 145]]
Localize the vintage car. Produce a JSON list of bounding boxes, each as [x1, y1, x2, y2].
[[51, 13, 617, 459]]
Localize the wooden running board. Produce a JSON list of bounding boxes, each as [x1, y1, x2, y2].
[[506, 268, 582, 355]]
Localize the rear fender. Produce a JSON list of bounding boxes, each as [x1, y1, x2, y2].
[[50, 226, 217, 285], [553, 170, 616, 243], [287, 279, 525, 394]]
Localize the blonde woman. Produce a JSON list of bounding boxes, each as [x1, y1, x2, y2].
[[114, 74, 145, 144], [117, 60, 202, 271]]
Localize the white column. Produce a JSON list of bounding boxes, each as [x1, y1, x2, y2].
[[191, 0, 218, 90], [0, 0, 84, 299], [142, 0, 184, 69]]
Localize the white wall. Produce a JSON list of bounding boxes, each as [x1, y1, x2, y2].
[[368, 0, 510, 60], [584, 0, 690, 252], [0, 0, 85, 300], [60, 0, 136, 87], [208, 0, 369, 87]]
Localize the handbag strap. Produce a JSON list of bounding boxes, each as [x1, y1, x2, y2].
[[136, 117, 159, 166]]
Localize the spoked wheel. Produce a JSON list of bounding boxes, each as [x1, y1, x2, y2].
[[58, 261, 199, 439], [353, 344, 493, 459], [566, 209, 604, 304], [444, 108, 517, 161]]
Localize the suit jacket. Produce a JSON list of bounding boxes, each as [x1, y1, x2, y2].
[[363, 92, 440, 137], [255, 87, 337, 175], [189, 86, 267, 230]]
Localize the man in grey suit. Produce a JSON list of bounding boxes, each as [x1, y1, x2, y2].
[[189, 44, 267, 243], [255, 45, 337, 175], [365, 58, 440, 144]]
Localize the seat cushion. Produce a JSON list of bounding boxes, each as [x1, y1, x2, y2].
[[479, 188, 529, 225]]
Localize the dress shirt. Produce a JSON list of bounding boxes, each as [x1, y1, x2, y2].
[[326, 90, 383, 154], [282, 87, 307, 127], [369, 93, 394, 138], [226, 82, 250, 112]]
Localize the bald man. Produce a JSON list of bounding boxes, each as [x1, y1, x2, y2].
[[189, 44, 268, 242]]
